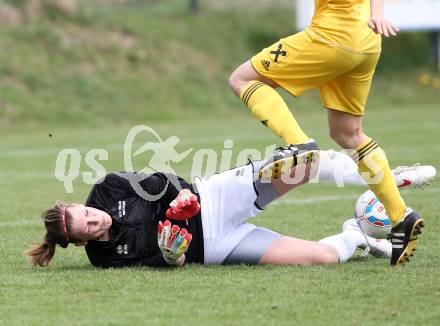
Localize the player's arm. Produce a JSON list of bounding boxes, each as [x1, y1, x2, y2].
[[127, 172, 200, 220], [106, 234, 189, 268], [137, 172, 191, 204], [368, 0, 399, 37], [99, 172, 193, 206], [136, 173, 200, 220]]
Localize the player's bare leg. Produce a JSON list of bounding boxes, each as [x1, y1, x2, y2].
[[327, 109, 424, 266], [259, 218, 392, 266], [229, 60, 279, 95], [229, 61, 312, 146], [259, 237, 339, 265]]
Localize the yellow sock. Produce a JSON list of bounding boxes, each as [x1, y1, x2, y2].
[[349, 137, 406, 225], [240, 81, 310, 144]]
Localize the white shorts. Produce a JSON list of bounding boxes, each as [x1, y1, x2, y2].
[[195, 162, 267, 264]]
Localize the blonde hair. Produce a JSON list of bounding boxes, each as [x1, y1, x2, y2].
[[26, 201, 73, 267]]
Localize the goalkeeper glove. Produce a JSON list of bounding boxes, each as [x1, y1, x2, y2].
[[157, 220, 192, 265], [166, 189, 200, 220]]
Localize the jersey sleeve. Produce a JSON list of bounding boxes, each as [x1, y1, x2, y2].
[[87, 172, 193, 207]]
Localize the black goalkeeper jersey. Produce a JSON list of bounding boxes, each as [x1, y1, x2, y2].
[[84, 172, 204, 268]]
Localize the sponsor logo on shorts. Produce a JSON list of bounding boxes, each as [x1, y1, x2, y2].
[[235, 168, 245, 177], [261, 60, 271, 71], [270, 44, 287, 63]]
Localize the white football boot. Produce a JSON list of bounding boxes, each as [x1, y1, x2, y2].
[[392, 164, 436, 189], [342, 218, 392, 258]]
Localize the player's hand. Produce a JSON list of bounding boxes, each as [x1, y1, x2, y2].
[[157, 220, 192, 265], [368, 17, 399, 37], [166, 189, 200, 220]]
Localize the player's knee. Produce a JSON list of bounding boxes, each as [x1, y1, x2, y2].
[[228, 73, 239, 95], [316, 246, 339, 265], [329, 127, 364, 149], [228, 69, 245, 97]]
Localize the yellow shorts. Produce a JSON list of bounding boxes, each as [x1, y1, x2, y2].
[[250, 30, 380, 116]]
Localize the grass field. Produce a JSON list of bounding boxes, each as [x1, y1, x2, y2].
[[1, 103, 440, 325], [1, 0, 440, 325], [0, 0, 438, 129]]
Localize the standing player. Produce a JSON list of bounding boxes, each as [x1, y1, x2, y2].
[[228, 0, 421, 266]]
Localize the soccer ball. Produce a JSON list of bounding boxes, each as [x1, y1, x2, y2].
[[354, 190, 391, 239]]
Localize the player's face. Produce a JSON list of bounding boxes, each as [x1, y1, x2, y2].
[[67, 204, 112, 242]]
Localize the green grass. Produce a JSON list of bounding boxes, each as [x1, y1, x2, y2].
[[1, 1, 440, 325], [0, 0, 438, 129], [1, 102, 439, 325]]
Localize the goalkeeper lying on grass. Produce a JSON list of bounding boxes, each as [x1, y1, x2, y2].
[[27, 148, 435, 268]]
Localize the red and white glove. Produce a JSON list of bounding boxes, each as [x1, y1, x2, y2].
[[158, 220, 192, 265], [166, 189, 200, 220]]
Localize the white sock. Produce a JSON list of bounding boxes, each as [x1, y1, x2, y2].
[[319, 230, 367, 263], [311, 150, 366, 186]]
